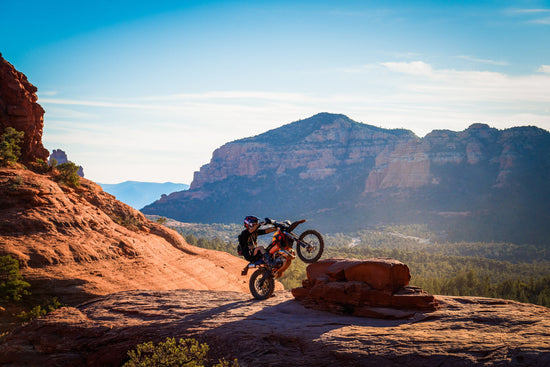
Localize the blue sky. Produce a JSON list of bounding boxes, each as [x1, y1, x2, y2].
[[2, 0, 549, 183]]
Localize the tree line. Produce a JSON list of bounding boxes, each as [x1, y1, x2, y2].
[[176, 224, 550, 307]]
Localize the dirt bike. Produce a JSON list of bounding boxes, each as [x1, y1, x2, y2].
[[245, 218, 324, 300]]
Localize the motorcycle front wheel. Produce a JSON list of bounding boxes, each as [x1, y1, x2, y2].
[[249, 268, 275, 300], [296, 229, 324, 263]]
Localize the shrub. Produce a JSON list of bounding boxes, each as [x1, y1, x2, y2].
[[17, 297, 62, 322], [113, 214, 141, 230], [123, 337, 238, 367], [0, 127, 24, 166], [29, 158, 50, 174], [10, 175, 24, 190], [49, 157, 58, 168], [156, 217, 168, 225], [0, 255, 30, 303], [56, 162, 80, 187]]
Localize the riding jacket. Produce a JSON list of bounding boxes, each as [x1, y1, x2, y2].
[[238, 228, 269, 261]]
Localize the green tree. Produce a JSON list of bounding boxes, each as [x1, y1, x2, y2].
[[185, 233, 198, 246], [56, 162, 81, 187], [0, 127, 24, 166], [0, 255, 30, 303], [17, 297, 62, 322]]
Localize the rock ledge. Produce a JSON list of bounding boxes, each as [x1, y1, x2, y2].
[[292, 258, 439, 318]]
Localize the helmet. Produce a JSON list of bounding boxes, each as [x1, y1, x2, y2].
[[244, 216, 259, 230]]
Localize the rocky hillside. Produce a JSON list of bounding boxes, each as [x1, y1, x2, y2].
[[1, 289, 549, 366], [0, 169, 250, 303], [0, 53, 250, 305], [143, 113, 550, 245]]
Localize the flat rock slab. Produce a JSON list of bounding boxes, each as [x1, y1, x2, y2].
[[1, 289, 549, 366]]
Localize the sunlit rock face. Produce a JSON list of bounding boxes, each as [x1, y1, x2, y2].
[[189, 113, 414, 190], [0, 53, 48, 164], [292, 258, 439, 319]]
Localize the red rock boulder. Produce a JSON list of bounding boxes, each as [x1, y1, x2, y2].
[[292, 258, 439, 319], [0, 53, 49, 164]]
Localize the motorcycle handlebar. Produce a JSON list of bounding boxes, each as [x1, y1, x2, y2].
[[261, 218, 306, 231]]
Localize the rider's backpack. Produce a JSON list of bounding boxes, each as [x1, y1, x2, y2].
[[237, 230, 255, 261], [237, 232, 244, 256]]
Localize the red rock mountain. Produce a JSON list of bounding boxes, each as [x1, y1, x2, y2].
[[0, 53, 250, 304], [143, 113, 550, 245]]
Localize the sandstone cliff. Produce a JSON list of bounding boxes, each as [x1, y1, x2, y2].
[[190, 113, 415, 190], [143, 113, 550, 245], [0, 53, 48, 164], [143, 113, 416, 224], [1, 289, 548, 366]]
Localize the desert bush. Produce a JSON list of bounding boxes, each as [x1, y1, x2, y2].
[[156, 217, 168, 225], [0, 255, 30, 303], [56, 162, 80, 187], [123, 337, 238, 367], [113, 214, 141, 230], [17, 297, 62, 322], [0, 127, 24, 166], [10, 175, 24, 190], [28, 158, 51, 174], [49, 157, 58, 168]]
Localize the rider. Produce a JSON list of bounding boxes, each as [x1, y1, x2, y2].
[[238, 216, 276, 267]]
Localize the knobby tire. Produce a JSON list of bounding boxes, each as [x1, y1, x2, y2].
[[249, 268, 275, 300], [296, 229, 324, 263]]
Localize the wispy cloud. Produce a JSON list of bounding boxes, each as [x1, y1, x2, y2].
[[457, 55, 508, 66], [380, 61, 433, 76], [379, 61, 550, 104], [504, 7, 550, 25], [538, 65, 550, 73], [39, 98, 160, 109], [40, 91, 319, 111], [506, 8, 550, 15], [37, 91, 58, 97], [530, 17, 550, 24], [160, 91, 315, 103]]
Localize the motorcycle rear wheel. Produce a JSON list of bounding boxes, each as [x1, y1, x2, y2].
[[249, 268, 275, 300], [296, 229, 324, 263]]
